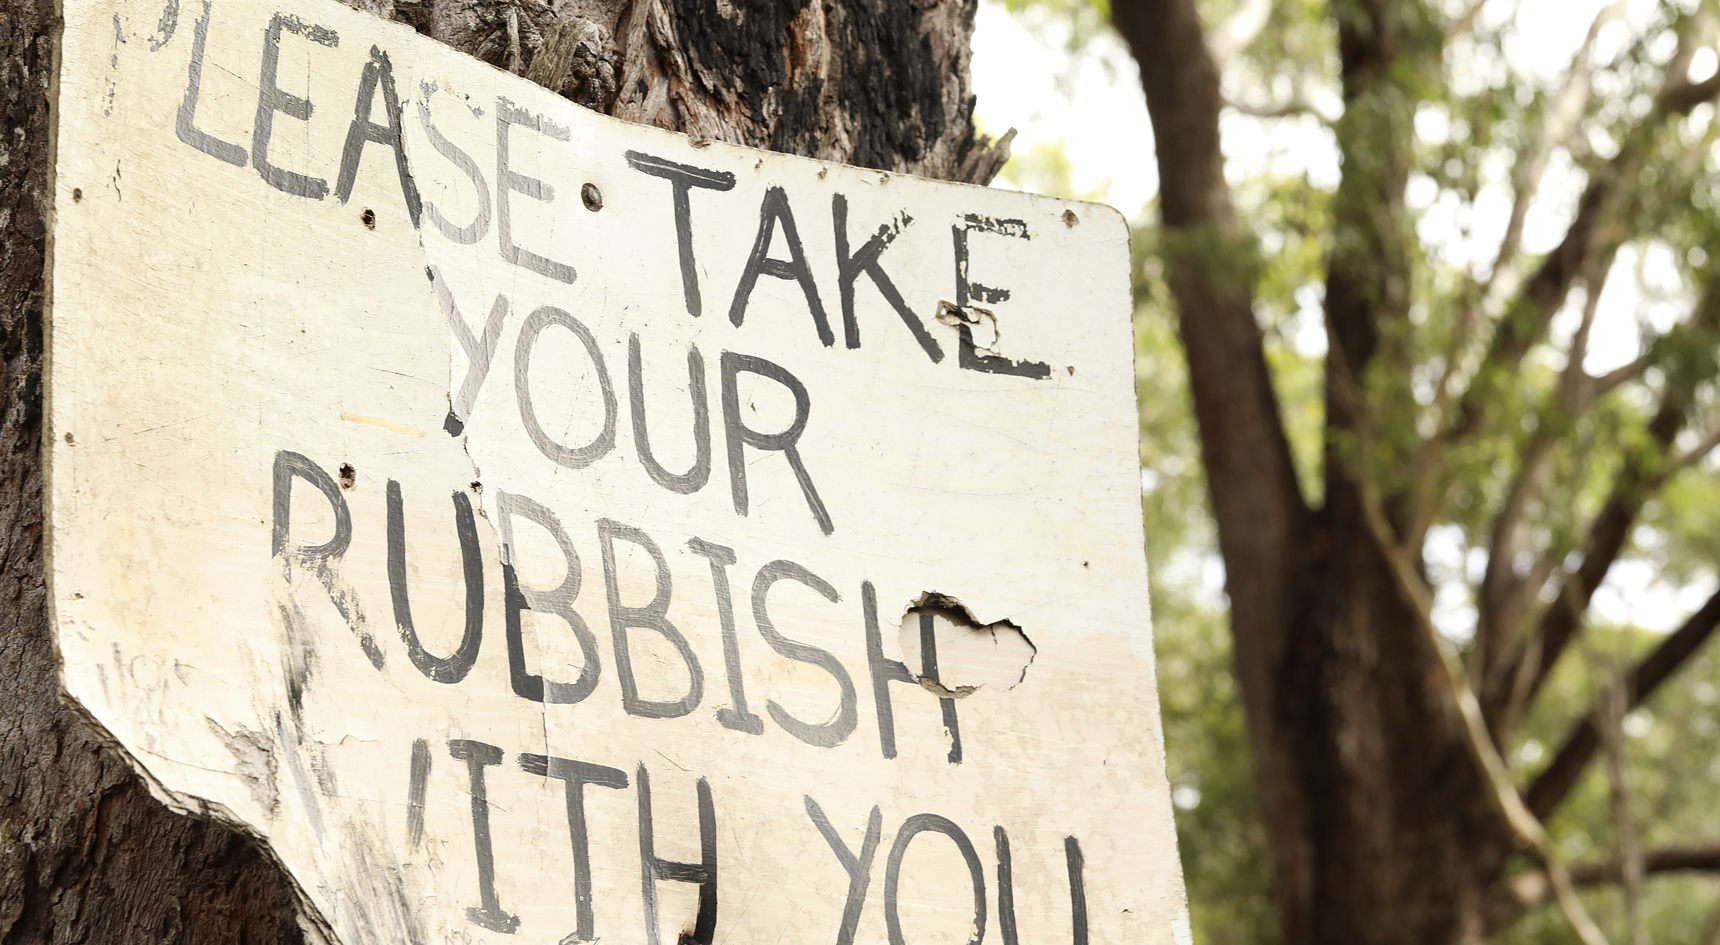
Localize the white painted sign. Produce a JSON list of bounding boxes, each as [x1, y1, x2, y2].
[[48, 1, 1188, 942]]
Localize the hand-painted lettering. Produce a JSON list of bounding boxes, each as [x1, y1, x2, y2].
[[252, 13, 338, 198]]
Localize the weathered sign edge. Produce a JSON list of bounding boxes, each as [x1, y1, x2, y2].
[[37, 1, 1158, 941]]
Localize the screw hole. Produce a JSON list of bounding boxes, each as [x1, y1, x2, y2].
[[339, 464, 357, 489], [72, 188, 83, 202], [361, 208, 376, 229], [582, 183, 603, 212]]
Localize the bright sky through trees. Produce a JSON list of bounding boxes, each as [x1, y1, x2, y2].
[[970, 0, 1720, 636]]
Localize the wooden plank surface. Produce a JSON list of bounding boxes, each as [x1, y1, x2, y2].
[[47, 1, 1189, 941]]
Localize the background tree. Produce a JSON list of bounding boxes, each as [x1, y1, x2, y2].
[[994, 0, 1720, 941], [0, 0, 1008, 939]]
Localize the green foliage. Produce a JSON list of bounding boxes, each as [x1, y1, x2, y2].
[[1503, 638, 1720, 943], [991, 0, 1720, 940], [1644, 466, 1720, 586], [1154, 578, 1279, 945], [1223, 0, 1338, 95], [1236, 175, 1332, 499], [994, 0, 1111, 61]]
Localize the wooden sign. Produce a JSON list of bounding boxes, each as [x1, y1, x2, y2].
[[48, 0, 1189, 942]]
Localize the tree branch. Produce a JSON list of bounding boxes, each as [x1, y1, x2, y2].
[[1473, 252, 1720, 736], [1483, 404, 1679, 736], [1111, 0, 1311, 683], [1574, 845, 1720, 884], [1475, 433, 1562, 682], [1671, 424, 1720, 474], [1589, 354, 1653, 399], [1665, 73, 1720, 114], [1485, 264, 1720, 731], [1474, 255, 1615, 699], [1224, 96, 1311, 118], [1447, 179, 1624, 444], [1661, 10, 1720, 117], [1525, 586, 1720, 820], [1357, 439, 1614, 945], [1402, 287, 1481, 550], [1223, 82, 1333, 123], [1408, 5, 1720, 559], [1506, 844, 1720, 914], [1405, 8, 1625, 548], [1443, 14, 1720, 449], [1596, 669, 1647, 945], [1493, 1, 1623, 281], [1327, 326, 1614, 945]]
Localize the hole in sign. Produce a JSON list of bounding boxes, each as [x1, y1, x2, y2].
[[899, 593, 1036, 697]]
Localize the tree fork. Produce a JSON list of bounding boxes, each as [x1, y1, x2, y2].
[[0, 0, 1004, 939], [1118, 0, 1532, 940]]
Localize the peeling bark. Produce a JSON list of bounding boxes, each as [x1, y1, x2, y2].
[[0, 0, 998, 937]]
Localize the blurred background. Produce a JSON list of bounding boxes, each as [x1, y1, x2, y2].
[[967, 2, 1720, 942]]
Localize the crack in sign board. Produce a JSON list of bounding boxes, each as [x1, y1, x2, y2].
[[46, 0, 1190, 942]]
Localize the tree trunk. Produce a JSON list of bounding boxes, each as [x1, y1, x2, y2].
[[0, 0, 1003, 939], [1270, 3, 1521, 938], [1114, 0, 1523, 940], [1280, 494, 1516, 945]]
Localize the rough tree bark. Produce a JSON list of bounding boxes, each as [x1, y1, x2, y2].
[[0, 0, 1006, 939]]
